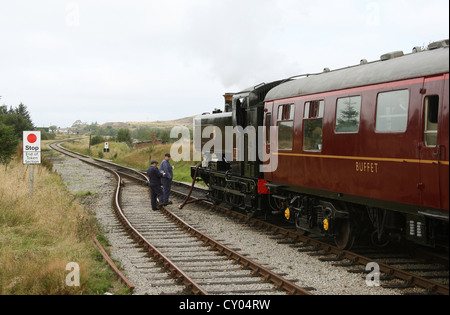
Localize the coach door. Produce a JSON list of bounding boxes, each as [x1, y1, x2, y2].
[[263, 102, 274, 180], [419, 75, 446, 209]]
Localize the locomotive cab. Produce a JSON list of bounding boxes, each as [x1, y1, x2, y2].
[[192, 81, 284, 214]]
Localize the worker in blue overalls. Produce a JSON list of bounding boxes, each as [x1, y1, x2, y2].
[[160, 153, 173, 206], [147, 160, 163, 211]]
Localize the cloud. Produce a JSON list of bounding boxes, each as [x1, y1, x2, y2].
[[0, 0, 448, 127]]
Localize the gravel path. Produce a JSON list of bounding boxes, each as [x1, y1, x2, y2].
[[51, 152, 401, 295]]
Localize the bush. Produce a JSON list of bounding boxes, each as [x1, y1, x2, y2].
[[90, 135, 105, 146], [116, 129, 132, 144], [40, 130, 56, 141]]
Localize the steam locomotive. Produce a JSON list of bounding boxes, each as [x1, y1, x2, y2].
[[192, 40, 449, 250]]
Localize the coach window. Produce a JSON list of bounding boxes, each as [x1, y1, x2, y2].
[[424, 95, 439, 147], [335, 96, 361, 133], [277, 104, 294, 150], [375, 90, 409, 132], [303, 100, 324, 151]]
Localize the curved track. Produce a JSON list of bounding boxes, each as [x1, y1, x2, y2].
[[48, 141, 312, 295]]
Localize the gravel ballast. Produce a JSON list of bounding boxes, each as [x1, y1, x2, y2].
[[51, 152, 401, 295]]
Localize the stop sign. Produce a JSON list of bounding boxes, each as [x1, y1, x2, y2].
[[23, 131, 41, 164]]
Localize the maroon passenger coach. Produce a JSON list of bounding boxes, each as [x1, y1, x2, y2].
[[262, 40, 449, 249]]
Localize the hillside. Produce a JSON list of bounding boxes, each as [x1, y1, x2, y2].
[[100, 115, 197, 130]]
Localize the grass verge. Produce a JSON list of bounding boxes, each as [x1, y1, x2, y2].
[[0, 157, 130, 295]]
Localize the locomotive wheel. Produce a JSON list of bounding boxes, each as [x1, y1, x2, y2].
[[371, 230, 390, 248], [334, 220, 355, 250]]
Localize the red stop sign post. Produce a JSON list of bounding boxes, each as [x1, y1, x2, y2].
[[23, 131, 41, 165], [23, 131, 41, 201]]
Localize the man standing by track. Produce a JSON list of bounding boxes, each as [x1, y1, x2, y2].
[[147, 160, 163, 211], [160, 153, 173, 206]]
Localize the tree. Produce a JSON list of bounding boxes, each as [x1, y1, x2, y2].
[[116, 128, 132, 144], [15, 103, 33, 127], [106, 126, 117, 137], [0, 102, 36, 165], [336, 99, 360, 133], [160, 129, 171, 143], [2, 112, 34, 138], [0, 123, 19, 166], [0, 105, 8, 115], [72, 120, 83, 128], [0, 103, 34, 138]]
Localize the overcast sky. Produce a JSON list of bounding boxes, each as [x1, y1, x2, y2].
[[1, 0, 448, 128]]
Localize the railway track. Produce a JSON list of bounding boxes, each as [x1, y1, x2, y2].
[[167, 180, 450, 295], [48, 141, 312, 295], [48, 141, 448, 295]]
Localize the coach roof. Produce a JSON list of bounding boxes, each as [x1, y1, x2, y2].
[[265, 44, 449, 102]]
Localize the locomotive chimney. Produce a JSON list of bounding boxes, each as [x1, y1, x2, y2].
[[223, 93, 234, 112]]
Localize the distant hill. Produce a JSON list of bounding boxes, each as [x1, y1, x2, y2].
[[100, 115, 197, 130]]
